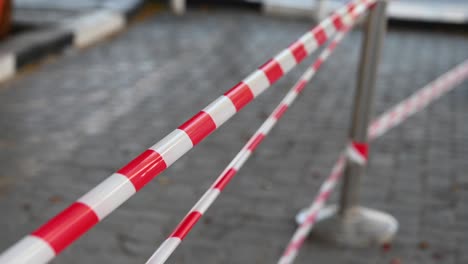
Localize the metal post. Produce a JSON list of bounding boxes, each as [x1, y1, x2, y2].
[[314, 0, 327, 21], [298, 0, 398, 247], [339, 0, 388, 216], [171, 0, 186, 15]]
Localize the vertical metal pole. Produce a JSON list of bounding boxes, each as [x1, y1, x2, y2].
[[308, 0, 397, 247], [171, 0, 186, 15], [314, 0, 327, 21], [338, 0, 388, 215]]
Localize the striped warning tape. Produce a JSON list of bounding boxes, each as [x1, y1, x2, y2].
[[144, 25, 355, 264], [278, 58, 468, 264], [346, 141, 369, 165], [278, 153, 347, 264], [0, 1, 376, 263], [368, 59, 468, 141]]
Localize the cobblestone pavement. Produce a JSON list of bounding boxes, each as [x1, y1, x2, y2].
[[0, 8, 467, 264]]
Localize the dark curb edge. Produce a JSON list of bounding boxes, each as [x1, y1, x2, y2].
[[0, 0, 145, 83], [186, 0, 262, 11]]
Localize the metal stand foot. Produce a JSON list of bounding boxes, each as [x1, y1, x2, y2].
[[296, 205, 398, 247]]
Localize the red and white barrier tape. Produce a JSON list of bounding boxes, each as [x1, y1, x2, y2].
[[0, 1, 377, 263], [278, 142, 369, 264], [145, 26, 354, 264], [346, 141, 369, 165], [368, 59, 468, 141], [278, 58, 468, 264], [278, 153, 347, 264]]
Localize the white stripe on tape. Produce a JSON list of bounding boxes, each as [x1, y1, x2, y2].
[[243, 70, 270, 97], [77, 173, 136, 220], [278, 253, 296, 264], [0, 236, 55, 264], [282, 91, 298, 106], [298, 32, 318, 55], [191, 189, 220, 213], [232, 150, 251, 170], [319, 48, 332, 60], [320, 180, 336, 193], [150, 129, 193, 167], [202, 96, 237, 128], [258, 118, 277, 135], [346, 145, 366, 165], [145, 237, 181, 264], [302, 68, 316, 81], [274, 50, 297, 73], [294, 225, 311, 242], [321, 17, 336, 39]]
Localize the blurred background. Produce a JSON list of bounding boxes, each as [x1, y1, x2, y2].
[[1, 0, 467, 263]]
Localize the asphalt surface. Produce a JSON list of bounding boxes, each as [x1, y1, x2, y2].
[[0, 8, 468, 264]]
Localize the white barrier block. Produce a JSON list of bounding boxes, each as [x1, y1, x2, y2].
[[70, 10, 125, 48], [0, 54, 15, 82]]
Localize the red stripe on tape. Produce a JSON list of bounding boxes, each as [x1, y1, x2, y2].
[[347, 1, 358, 18], [285, 237, 306, 256], [304, 211, 319, 225], [351, 141, 368, 160], [312, 58, 323, 71], [214, 168, 237, 191], [274, 104, 288, 120], [170, 211, 202, 240], [32, 202, 99, 254], [179, 111, 217, 146], [288, 41, 308, 63], [312, 27, 327, 46], [317, 191, 331, 203], [403, 99, 413, 114], [330, 168, 342, 180], [347, 1, 356, 12], [259, 59, 284, 84], [224, 82, 254, 111], [294, 80, 307, 93], [118, 149, 167, 191], [331, 14, 344, 31], [328, 41, 339, 51], [331, 14, 344, 30], [389, 110, 399, 123], [367, 1, 377, 9], [430, 86, 438, 97], [247, 133, 265, 151]]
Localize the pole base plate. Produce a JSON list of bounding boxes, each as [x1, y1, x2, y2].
[[296, 205, 398, 247]]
